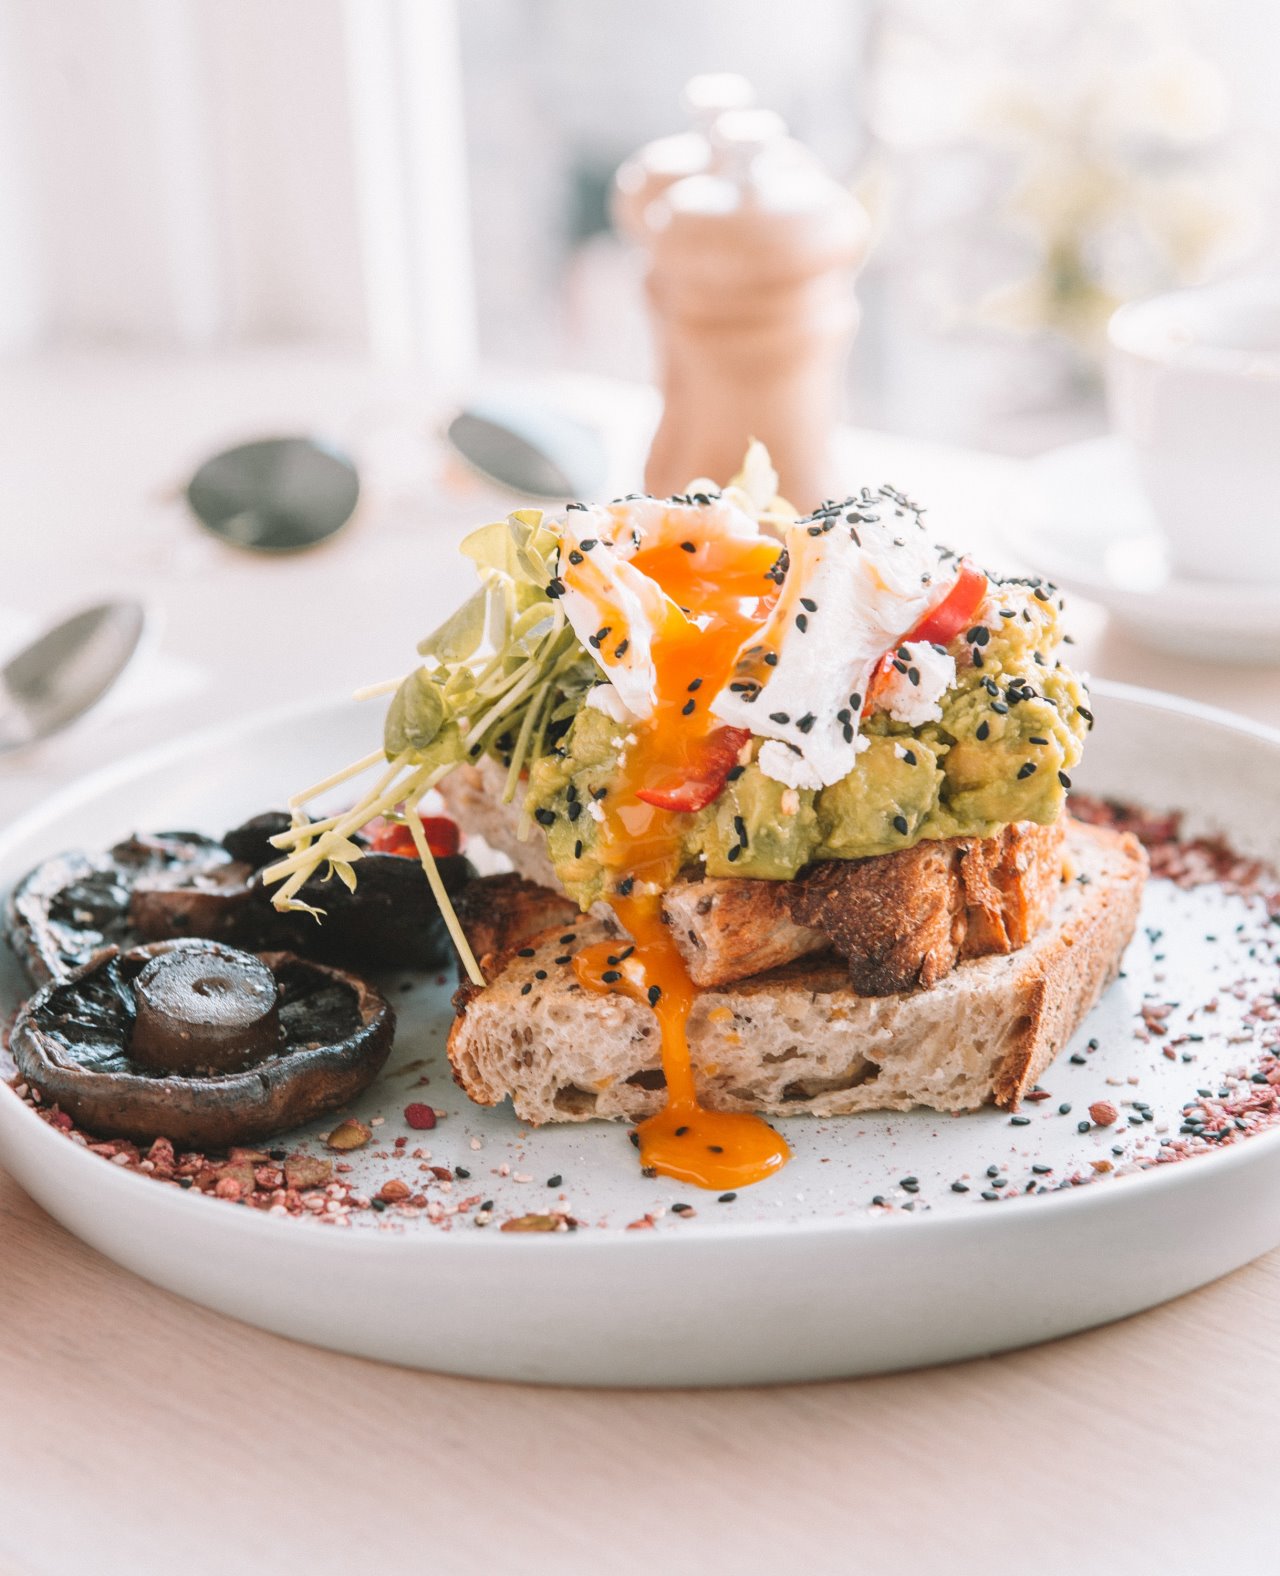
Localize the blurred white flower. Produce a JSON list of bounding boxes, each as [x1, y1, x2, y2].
[[867, 0, 1267, 362]]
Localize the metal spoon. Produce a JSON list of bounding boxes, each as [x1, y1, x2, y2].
[[445, 394, 609, 500], [0, 600, 146, 754]]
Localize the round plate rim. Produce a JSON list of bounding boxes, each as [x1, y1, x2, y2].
[[2, 678, 1279, 1257]]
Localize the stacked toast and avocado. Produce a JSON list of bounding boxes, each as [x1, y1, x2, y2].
[[267, 447, 1147, 1191]]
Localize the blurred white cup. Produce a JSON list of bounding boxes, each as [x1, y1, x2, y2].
[[1107, 278, 1280, 585]]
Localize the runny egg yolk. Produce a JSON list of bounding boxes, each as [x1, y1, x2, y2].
[[569, 524, 792, 1191]]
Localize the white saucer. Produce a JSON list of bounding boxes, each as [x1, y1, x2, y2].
[[1016, 438, 1280, 663]]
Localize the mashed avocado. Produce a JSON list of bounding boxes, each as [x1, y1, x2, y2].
[[525, 579, 1089, 908]]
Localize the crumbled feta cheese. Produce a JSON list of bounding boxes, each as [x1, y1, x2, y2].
[[757, 740, 832, 791], [713, 503, 953, 789], [874, 641, 956, 727], [585, 683, 631, 723]]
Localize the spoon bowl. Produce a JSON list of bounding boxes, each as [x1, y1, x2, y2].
[[0, 601, 146, 754]]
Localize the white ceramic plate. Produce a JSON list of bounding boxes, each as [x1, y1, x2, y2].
[[1018, 438, 1280, 662], [2, 682, 1280, 1387]]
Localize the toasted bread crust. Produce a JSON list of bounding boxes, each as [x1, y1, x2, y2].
[[785, 819, 1066, 995], [446, 820, 1148, 1122], [441, 758, 1069, 995], [452, 873, 580, 983]]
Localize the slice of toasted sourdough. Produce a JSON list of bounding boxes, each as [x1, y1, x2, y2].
[[441, 756, 1068, 994], [447, 819, 1147, 1123]]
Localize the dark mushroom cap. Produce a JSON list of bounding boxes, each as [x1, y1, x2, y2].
[[290, 850, 475, 970], [10, 939, 395, 1149], [130, 811, 475, 970], [4, 832, 230, 988]]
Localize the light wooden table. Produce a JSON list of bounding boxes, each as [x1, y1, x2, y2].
[[2, 352, 1278, 1576]]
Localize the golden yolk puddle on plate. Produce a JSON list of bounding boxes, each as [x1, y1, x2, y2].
[[567, 525, 791, 1191]]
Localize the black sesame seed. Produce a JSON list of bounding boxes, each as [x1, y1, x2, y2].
[[680, 540, 696, 553], [1017, 762, 1037, 779], [1059, 1103, 1072, 1115], [726, 764, 746, 782], [726, 845, 741, 861], [1058, 771, 1072, 788], [902, 749, 917, 765], [1029, 736, 1048, 746], [675, 1125, 690, 1137], [534, 969, 547, 980], [795, 613, 808, 633], [796, 713, 816, 734], [647, 985, 662, 1007], [601, 969, 622, 984], [1010, 1114, 1031, 1126], [682, 699, 696, 716], [718, 1192, 737, 1203], [687, 677, 702, 692], [976, 720, 990, 741], [671, 1201, 692, 1214], [800, 597, 818, 612], [950, 1181, 970, 1193], [893, 814, 909, 835], [568, 549, 583, 564], [520, 982, 532, 995], [455, 1166, 470, 1179], [534, 807, 556, 826], [1078, 1120, 1092, 1133], [554, 955, 571, 966], [769, 711, 790, 725], [517, 947, 536, 958], [573, 840, 583, 859], [615, 639, 629, 658]]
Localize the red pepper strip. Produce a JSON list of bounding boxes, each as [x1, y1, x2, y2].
[[635, 726, 753, 813], [864, 559, 988, 715], [366, 814, 461, 859], [909, 559, 988, 647]]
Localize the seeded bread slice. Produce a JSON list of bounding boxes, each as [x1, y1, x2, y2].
[[447, 819, 1147, 1124]]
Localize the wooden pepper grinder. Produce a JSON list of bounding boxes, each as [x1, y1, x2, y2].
[[611, 73, 756, 244], [630, 105, 870, 511]]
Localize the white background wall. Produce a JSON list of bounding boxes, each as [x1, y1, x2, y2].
[[0, 0, 1274, 397], [0, 0, 475, 371]]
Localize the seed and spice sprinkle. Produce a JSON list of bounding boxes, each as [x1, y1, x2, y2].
[[4, 796, 1278, 1231]]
